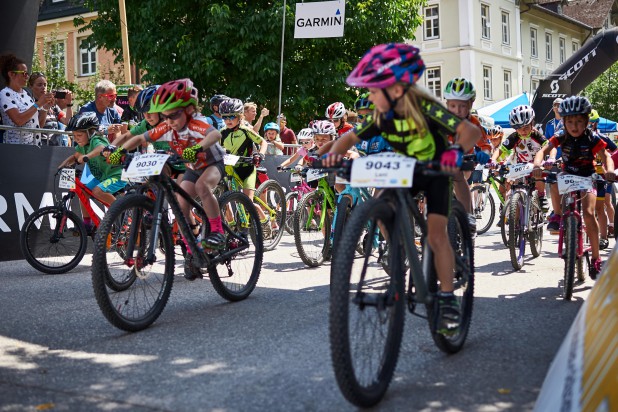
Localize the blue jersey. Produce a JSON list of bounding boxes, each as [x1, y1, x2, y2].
[[354, 135, 392, 156]]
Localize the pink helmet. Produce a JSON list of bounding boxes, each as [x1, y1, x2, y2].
[[346, 43, 425, 89], [325, 102, 346, 120], [311, 120, 337, 136]]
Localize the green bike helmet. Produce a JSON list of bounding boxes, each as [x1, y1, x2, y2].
[[589, 109, 600, 123], [354, 92, 374, 111], [149, 78, 198, 113], [444, 78, 476, 101]]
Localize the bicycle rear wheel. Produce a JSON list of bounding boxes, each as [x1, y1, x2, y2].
[[209, 191, 263, 301], [508, 192, 526, 270], [92, 194, 175, 332], [500, 200, 509, 247], [332, 195, 352, 259], [329, 198, 404, 408], [563, 216, 577, 300], [470, 185, 495, 235], [293, 190, 331, 267], [284, 191, 299, 235], [20, 206, 88, 274], [528, 192, 544, 258], [427, 200, 475, 353], [255, 179, 286, 251]]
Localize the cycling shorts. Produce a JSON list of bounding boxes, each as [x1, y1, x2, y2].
[[225, 165, 257, 191], [85, 175, 127, 195], [410, 174, 452, 217], [182, 162, 225, 184], [597, 182, 613, 199]]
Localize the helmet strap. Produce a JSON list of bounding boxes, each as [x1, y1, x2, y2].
[[382, 86, 409, 120]]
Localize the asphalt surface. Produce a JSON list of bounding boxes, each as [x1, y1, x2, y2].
[[1, 225, 611, 412]]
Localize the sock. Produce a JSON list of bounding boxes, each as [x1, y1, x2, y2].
[[208, 216, 223, 234], [83, 217, 93, 226], [538, 191, 545, 198]]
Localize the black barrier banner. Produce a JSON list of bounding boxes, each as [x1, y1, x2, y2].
[[532, 28, 618, 128], [0, 145, 294, 261]]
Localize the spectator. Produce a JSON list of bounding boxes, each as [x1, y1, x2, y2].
[[544, 97, 564, 139], [263, 122, 284, 155], [120, 84, 143, 125], [0, 53, 51, 145], [244, 102, 269, 133], [206, 94, 227, 130], [28, 72, 73, 146], [277, 113, 297, 155], [78, 79, 122, 138]]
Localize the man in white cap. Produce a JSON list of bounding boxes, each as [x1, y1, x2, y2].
[[544, 97, 564, 139]]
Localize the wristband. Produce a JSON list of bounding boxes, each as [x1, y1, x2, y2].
[[66, 103, 73, 107], [33, 103, 40, 109]]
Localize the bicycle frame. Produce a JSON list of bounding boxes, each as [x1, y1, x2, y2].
[[61, 175, 111, 228], [222, 169, 278, 223], [305, 177, 337, 231], [557, 190, 590, 259]]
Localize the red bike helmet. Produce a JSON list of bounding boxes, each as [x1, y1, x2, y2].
[[346, 43, 425, 89], [149, 78, 199, 113]]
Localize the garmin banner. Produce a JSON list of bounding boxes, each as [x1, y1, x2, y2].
[[294, 1, 345, 38], [532, 27, 618, 127]]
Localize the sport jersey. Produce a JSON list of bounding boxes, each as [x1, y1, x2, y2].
[[221, 125, 264, 160], [205, 114, 225, 131], [544, 118, 563, 140], [550, 129, 607, 177], [337, 122, 354, 136], [143, 114, 225, 170], [354, 135, 392, 155], [501, 130, 548, 163], [75, 134, 122, 181], [354, 98, 461, 161], [468, 115, 492, 152]]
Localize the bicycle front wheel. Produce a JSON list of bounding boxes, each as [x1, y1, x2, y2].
[[293, 190, 331, 267], [470, 185, 495, 235], [508, 192, 526, 270], [20, 206, 88, 274], [427, 200, 475, 353], [332, 195, 352, 259], [209, 191, 263, 302], [92, 194, 175, 332], [329, 198, 405, 408], [284, 191, 299, 235], [528, 192, 544, 258], [563, 216, 577, 300], [255, 179, 286, 251]]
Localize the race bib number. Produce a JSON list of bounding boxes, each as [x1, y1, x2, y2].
[[506, 163, 534, 180], [224, 154, 240, 166], [58, 168, 75, 189], [122, 153, 169, 181], [557, 174, 593, 194], [290, 173, 302, 183], [306, 168, 328, 182], [351, 153, 416, 188]]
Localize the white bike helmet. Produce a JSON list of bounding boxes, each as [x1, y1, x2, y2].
[[312, 120, 337, 136], [325, 102, 346, 120], [297, 128, 314, 140], [508, 105, 535, 128], [443, 78, 476, 101]]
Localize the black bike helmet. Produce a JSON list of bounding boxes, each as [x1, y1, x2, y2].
[[66, 112, 99, 132], [210, 94, 228, 112], [134, 85, 159, 113]]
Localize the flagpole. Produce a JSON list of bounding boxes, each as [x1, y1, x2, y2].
[[277, 0, 286, 118]]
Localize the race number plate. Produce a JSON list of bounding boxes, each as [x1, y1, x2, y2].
[[224, 154, 240, 166], [290, 173, 302, 183], [306, 169, 328, 182], [122, 153, 169, 180], [506, 163, 534, 180], [351, 153, 416, 188], [557, 174, 593, 194], [58, 168, 75, 189]]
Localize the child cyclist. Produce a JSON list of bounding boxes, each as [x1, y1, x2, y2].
[[321, 43, 481, 336], [58, 112, 127, 234], [278, 127, 316, 171], [533, 96, 615, 279], [325, 102, 354, 136], [107, 79, 227, 280], [490, 105, 555, 215]]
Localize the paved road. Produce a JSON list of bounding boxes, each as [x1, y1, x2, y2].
[[0, 226, 611, 411]]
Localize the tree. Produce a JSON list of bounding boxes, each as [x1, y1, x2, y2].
[[583, 61, 618, 121], [75, 0, 425, 129]]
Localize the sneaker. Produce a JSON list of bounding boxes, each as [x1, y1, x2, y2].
[[436, 292, 460, 336], [539, 196, 549, 213], [599, 238, 609, 251], [467, 213, 477, 235], [183, 255, 202, 281], [589, 258, 603, 280], [609, 226, 615, 238], [201, 232, 226, 250], [547, 214, 561, 233]]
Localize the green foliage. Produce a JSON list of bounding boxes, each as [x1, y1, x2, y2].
[[583, 62, 618, 121], [76, 0, 425, 129]]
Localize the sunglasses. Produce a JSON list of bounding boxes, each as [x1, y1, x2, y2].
[[12, 70, 29, 77], [160, 109, 185, 121], [101, 93, 117, 99], [222, 115, 238, 120], [300, 140, 313, 145]]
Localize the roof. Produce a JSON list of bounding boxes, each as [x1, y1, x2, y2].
[[529, 3, 593, 30], [561, 0, 615, 29], [38, 0, 90, 22]]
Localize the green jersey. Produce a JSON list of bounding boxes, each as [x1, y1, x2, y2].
[[76, 135, 121, 181]]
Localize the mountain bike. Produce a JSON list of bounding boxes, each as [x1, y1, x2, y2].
[[503, 163, 546, 270], [325, 154, 475, 407], [278, 167, 315, 235], [470, 164, 508, 235], [557, 174, 605, 300], [19, 164, 113, 274], [216, 154, 285, 251], [91, 152, 263, 332]]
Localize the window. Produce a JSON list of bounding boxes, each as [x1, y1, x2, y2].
[[424, 5, 440, 40], [503, 70, 512, 99], [559, 37, 566, 63], [483, 66, 492, 100], [481, 4, 490, 40], [49, 41, 65, 73], [531, 79, 539, 96], [426, 67, 442, 99], [545, 32, 552, 61], [572, 41, 579, 53], [79, 37, 97, 76], [530, 28, 538, 58], [501, 12, 510, 45]]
